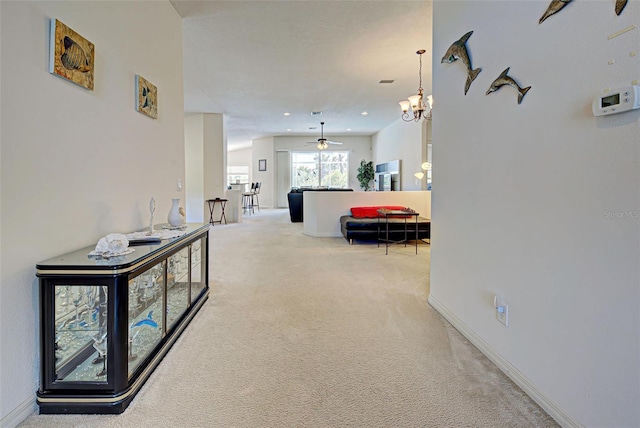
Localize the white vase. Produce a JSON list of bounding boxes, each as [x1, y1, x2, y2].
[[167, 198, 183, 227]]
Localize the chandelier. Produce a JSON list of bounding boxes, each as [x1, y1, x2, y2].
[[399, 50, 432, 122]]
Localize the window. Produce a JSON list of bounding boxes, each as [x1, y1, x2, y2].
[[291, 151, 349, 188], [227, 166, 249, 186]]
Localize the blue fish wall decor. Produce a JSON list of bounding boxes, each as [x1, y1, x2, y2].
[[132, 311, 159, 329]]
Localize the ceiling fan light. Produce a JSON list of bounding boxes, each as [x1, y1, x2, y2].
[[308, 122, 340, 150], [421, 162, 432, 171], [399, 100, 410, 113], [414, 172, 425, 180]]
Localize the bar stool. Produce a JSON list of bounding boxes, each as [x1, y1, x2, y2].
[[242, 183, 256, 215], [252, 182, 261, 212], [206, 198, 228, 225]]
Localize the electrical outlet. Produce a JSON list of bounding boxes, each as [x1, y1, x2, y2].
[[496, 304, 509, 327]]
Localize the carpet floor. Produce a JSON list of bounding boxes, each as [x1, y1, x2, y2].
[[20, 209, 558, 427]]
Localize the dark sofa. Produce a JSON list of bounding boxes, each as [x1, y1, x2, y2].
[[340, 215, 431, 244], [287, 188, 354, 222]]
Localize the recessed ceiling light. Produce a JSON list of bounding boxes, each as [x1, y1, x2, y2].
[[361, 111, 368, 116], [287, 129, 292, 132], [346, 128, 352, 131], [379, 80, 394, 84], [283, 112, 290, 116], [311, 111, 322, 116]]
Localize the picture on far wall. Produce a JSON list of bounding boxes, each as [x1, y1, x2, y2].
[[135, 75, 158, 119], [49, 19, 95, 90], [259, 159, 267, 171]]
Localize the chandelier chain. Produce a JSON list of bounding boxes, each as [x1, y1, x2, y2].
[[418, 51, 423, 93]]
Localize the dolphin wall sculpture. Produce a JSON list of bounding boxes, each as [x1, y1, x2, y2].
[[615, 0, 628, 15], [486, 67, 532, 105], [539, 0, 573, 24], [441, 30, 482, 95]]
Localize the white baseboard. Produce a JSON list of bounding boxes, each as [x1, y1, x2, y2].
[[427, 295, 583, 428], [302, 231, 342, 238], [0, 397, 36, 428]]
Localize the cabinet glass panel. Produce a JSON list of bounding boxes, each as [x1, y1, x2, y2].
[[167, 248, 189, 330], [54, 285, 108, 383], [190, 237, 206, 302], [128, 262, 164, 378]]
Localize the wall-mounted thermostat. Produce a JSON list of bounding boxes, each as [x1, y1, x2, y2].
[[592, 85, 640, 116]]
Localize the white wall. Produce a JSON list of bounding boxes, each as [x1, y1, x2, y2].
[[430, 1, 639, 427], [0, 1, 4, 418], [185, 114, 205, 222], [252, 137, 275, 208], [0, 1, 184, 425], [373, 118, 427, 190], [303, 191, 431, 237], [186, 113, 226, 222], [228, 147, 252, 169], [202, 113, 226, 210]]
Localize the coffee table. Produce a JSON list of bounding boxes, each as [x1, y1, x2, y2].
[[377, 208, 420, 255]]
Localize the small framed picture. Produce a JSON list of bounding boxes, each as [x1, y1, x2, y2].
[[49, 19, 95, 90], [258, 159, 267, 171], [135, 75, 158, 119]]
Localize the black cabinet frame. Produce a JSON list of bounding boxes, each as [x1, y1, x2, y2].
[[36, 224, 210, 414]]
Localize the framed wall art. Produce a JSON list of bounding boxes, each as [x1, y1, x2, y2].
[[258, 159, 267, 171], [49, 19, 95, 90], [135, 75, 158, 119]]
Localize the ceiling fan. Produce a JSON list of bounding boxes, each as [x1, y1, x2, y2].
[[306, 122, 343, 150]]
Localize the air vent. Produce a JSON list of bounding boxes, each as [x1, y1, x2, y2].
[[311, 111, 323, 116], [308, 127, 317, 130], [379, 80, 394, 84]]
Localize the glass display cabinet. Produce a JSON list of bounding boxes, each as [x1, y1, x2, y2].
[[36, 223, 210, 414]]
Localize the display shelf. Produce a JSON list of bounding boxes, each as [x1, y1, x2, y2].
[[53, 285, 108, 383], [37, 223, 210, 414], [166, 248, 189, 330]]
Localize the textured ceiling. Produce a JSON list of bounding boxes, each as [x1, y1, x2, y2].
[[171, 0, 432, 150]]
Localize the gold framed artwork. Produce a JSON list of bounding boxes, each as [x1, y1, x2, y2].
[[49, 19, 95, 90], [135, 75, 158, 119]]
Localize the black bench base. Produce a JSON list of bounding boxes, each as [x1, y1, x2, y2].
[[340, 215, 431, 244]]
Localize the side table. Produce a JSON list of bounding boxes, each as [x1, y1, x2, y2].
[[377, 208, 419, 255], [206, 198, 228, 225]]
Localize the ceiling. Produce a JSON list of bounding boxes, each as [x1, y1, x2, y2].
[[170, 0, 432, 151]]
